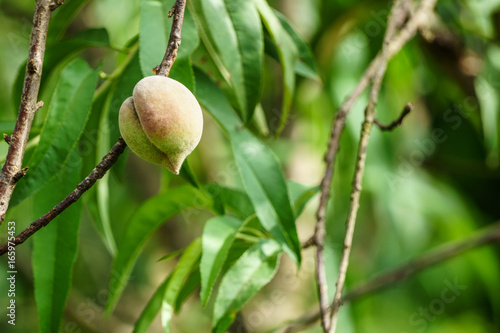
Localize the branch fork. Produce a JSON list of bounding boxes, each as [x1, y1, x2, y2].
[[312, 1, 438, 332]]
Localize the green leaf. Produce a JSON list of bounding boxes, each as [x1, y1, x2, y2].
[[139, 0, 167, 77], [212, 239, 281, 331], [203, 182, 316, 221], [32, 149, 83, 333], [231, 130, 301, 263], [173, 3, 200, 59], [106, 186, 211, 315], [134, 276, 171, 333], [214, 314, 236, 333], [0, 121, 17, 140], [179, 159, 201, 188], [157, 248, 184, 262], [95, 87, 118, 255], [107, 52, 142, 154], [47, 0, 91, 44], [162, 238, 202, 333], [275, 11, 320, 81], [175, 268, 201, 312], [191, 38, 232, 97], [254, 0, 298, 137], [190, 0, 263, 122], [170, 58, 196, 92], [135, 254, 201, 333], [287, 181, 320, 217], [204, 184, 254, 219], [46, 29, 111, 71], [81, 89, 111, 238], [139, 0, 199, 89], [13, 28, 109, 113], [195, 70, 301, 264], [194, 69, 242, 131], [11, 59, 99, 206], [80, 69, 122, 244], [200, 216, 242, 305]]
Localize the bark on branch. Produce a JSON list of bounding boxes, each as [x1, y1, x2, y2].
[[374, 102, 413, 131], [0, 0, 53, 225], [0, 138, 127, 255], [313, 0, 438, 331]]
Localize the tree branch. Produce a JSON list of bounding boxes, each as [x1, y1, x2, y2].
[[0, 0, 53, 226], [157, 0, 186, 77], [328, 1, 413, 330], [277, 222, 500, 333], [312, 0, 438, 331], [0, 138, 127, 255], [0, 0, 187, 254], [374, 102, 413, 131]]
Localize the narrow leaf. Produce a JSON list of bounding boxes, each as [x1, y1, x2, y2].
[[47, 0, 91, 44], [191, 0, 263, 122], [200, 216, 242, 305], [106, 186, 211, 315], [95, 87, 117, 255], [134, 276, 171, 333], [175, 269, 201, 312], [157, 249, 184, 262], [33, 149, 83, 333], [275, 11, 320, 81], [162, 239, 202, 333], [139, 0, 199, 89], [195, 70, 301, 264], [231, 130, 301, 263], [107, 53, 143, 156], [194, 69, 242, 131], [254, 0, 298, 136], [139, 0, 167, 77], [13, 28, 109, 113], [287, 181, 320, 217], [203, 184, 254, 219], [12, 59, 99, 206], [212, 239, 282, 331]]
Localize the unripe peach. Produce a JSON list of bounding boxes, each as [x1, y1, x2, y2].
[[118, 76, 203, 174]]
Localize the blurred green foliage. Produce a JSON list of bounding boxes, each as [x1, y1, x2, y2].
[[0, 0, 499, 332]]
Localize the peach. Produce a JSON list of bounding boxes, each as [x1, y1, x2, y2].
[[119, 76, 203, 174]]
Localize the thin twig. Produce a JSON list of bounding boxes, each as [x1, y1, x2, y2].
[[302, 236, 315, 249], [0, 138, 127, 255], [374, 102, 413, 131], [312, 2, 411, 328], [157, 0, 186, 77], [0, 0, 187, 254], [313, 48, 379, 333], [0, 0, 54, 226], [328, 1, 412, 330], [312, 0, 438, 331], [278, 222, 500, 333]]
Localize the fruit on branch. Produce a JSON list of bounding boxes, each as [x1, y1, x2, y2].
[[118, 76, 203, 174]]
